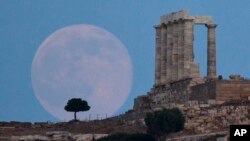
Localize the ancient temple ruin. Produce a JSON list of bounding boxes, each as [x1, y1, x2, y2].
[[133, 10, 250, 111], [154, 10, 216, 85]]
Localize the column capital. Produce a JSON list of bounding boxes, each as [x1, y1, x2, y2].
[[154, 24, 162, 29], [154, 23, 168, 29], [166, 21, 174, 26], [177, 18, 185, 24], [161, 23, 168, 28], [183, 17, 195, 22], [206, 23, 217, 28]]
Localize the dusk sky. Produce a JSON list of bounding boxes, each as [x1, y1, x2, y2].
[[1, 0, 250, 122]]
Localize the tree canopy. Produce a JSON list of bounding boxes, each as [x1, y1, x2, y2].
[[144, 108, 185, 140], [64, 98, 90, 121]]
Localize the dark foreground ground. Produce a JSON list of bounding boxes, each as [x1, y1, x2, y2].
[[0, 118, 146, 137]]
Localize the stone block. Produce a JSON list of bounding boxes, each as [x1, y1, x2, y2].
[[216, 137, 227, 141], [207, 99, 216, 105]]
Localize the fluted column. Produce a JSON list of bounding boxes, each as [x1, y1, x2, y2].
[[177, 20, 184, 80], [206, 24, 217, 78], [183, 18, 194, 78], [154, 25, 162, 85], [166, 22, 173, 82], [160, 24, 167, 84], [172, 21, 178, 81]]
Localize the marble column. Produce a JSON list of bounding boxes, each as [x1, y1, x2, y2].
[[177, 20, 184, 80], [183, 18, 194, 78], [154, 25, 162, 85], [160, 24, 167, 84], [166, 22, 173, 82], [206, 24, 217, 78], [172, 21, 178, 81]]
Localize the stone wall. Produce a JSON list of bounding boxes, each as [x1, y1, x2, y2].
[[157, 100, 250, 134], [148, 78, 192, 107], [190, 80, 216, 101], [133, 95, 151, 113], [190, 79, 250, 102], [216, 80, 250, 101]]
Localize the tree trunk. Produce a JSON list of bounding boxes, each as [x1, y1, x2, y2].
[[74, 112, 77, 121]]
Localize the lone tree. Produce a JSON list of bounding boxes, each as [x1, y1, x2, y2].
[[64, 98, 90, 121], [144, 108, 185, 141]]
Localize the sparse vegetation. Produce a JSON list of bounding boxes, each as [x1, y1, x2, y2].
[[218, 75, 223, 80], [144, 108, 185, 141], [64, 98, 90, 121]]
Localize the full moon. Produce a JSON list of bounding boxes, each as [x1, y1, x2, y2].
[[31, 25, 132, 121]]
